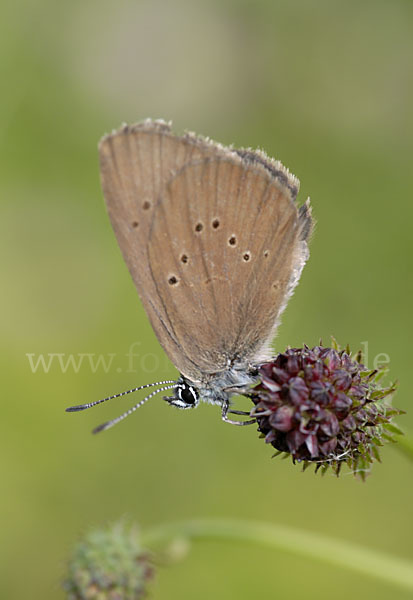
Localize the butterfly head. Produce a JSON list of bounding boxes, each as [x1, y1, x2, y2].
[[164, 377, 200, 409], [66, 368, 259, 432]]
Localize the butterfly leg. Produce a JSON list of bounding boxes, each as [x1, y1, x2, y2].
[[221, 401, 256, 426]]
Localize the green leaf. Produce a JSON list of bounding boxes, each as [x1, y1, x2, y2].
[[384, 423, 404, 435], [370, 389, 387, 399], [385, 408, 403, 416], [382, 433, 397, 443], [371, 446, 381, 463], [320, 463, 329, 476], [374, 368, 389, 382], [271, 450, 283, 458], [355, 349, 363, 364]]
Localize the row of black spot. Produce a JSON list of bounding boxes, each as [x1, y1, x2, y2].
[[167, 248, 272, 286]]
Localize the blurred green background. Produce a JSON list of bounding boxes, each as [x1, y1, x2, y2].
[[1, 0, 412, 598]]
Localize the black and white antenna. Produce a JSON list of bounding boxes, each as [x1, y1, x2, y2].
[[66, 380, 176, 434]]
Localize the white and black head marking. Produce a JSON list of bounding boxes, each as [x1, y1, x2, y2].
[[166, 378, 200, 409]]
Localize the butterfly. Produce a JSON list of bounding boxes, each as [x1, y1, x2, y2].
[[66, 119, 312, 432]]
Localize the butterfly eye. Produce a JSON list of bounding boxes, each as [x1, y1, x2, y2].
[[179, 385, 198, 406]]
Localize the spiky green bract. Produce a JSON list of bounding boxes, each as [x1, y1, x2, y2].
[[63, 521, 153, 599], [250, 343, 402, 479]]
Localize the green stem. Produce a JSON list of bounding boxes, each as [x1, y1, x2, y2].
[[143, 518, 413, 593]]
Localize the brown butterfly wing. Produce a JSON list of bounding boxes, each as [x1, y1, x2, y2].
[[99, 120, 312, 383], [147, 156, 311, 380]]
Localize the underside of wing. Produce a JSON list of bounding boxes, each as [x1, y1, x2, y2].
[[147, 156, 312, 380], [99, 120, 313, 383]]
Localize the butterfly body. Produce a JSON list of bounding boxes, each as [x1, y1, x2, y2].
[[167, 366, 259, 410]]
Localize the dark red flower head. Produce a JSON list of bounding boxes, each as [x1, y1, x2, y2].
[[250, 342, 401, 478]]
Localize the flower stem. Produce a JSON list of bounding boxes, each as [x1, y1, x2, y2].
[[143, 518, 413, 593]]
